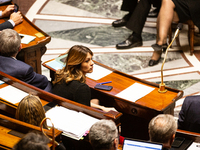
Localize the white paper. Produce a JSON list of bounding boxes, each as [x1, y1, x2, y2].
[[0, 80, 4, 85], [0, 85, 28, 104], [116, 83, 154, 102], [187, 142, 200, 150], [46, 106, 99, 140], [86, 64, 112, 80], [19, 33, 36, 44], [46, 60, 64, 70]]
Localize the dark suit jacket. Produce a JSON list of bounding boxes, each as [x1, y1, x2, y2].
[[0, 21, 13, 30], [0, 56, 52, 91], [178, 95, 200, 133]]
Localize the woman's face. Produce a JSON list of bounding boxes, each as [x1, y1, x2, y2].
[[81, 52, 94, 75]]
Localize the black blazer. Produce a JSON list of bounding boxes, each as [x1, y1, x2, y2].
[[178, 95, 200, 133], [0, 20, 13, 30], [0, 56, 52, 91]]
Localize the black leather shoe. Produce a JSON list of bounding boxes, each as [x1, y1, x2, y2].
[[148, 56, 161, 66], [116, 35, 143, 49], [148, 43, 163, 66], [112, 19, 127, 27]]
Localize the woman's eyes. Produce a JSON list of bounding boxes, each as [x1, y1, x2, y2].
[[85, 58, 92, 63]]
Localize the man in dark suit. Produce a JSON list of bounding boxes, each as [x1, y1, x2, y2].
[[0, 5, 23, 30], [112, 0, 161, 49], [149, 114, 177, 150], [0, 29, 52, 92], [178, 95, 200, 133]]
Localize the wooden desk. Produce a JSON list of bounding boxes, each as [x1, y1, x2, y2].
[[0, 71, 122, 149], [43, 55, 183, 140], [0, 71, 121, 123], [0, 3, 51, 74]]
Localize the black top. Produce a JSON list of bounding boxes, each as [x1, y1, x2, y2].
[[52, 80, 91, 106], [172, 0, 200, 30]]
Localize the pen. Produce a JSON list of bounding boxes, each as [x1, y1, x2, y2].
[[97, 81, 112, 85]]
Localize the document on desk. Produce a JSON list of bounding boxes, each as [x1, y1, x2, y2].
[[187, 142, 200, 150], [46, 60, 65, 70], [116, 83, 154, 102], [45, 106, 99, 140], [19, 33, 36, 44], [0, 80, 4, 85], [0, 85, 28, 104], [86, 64, 112, 80]]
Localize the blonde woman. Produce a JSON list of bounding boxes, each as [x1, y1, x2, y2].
[[15, 94, 47, 129]]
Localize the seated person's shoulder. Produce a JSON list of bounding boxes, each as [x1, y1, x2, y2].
[[0, 56, 31, 71], [184, 95, 200, 102]]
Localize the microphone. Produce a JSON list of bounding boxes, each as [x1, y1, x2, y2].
[[158, 23, 183, 93]]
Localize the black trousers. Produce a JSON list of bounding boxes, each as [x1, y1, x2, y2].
[[121, 0, 161, 35]]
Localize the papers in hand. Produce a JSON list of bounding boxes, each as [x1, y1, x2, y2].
[[0, 85, 28, 104], [116, 83, 154, 102], [45, 106, 99, 140]]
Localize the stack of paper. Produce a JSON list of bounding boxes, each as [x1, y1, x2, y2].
[[0, 85, 28, 104], [45, 106, 99, 140]]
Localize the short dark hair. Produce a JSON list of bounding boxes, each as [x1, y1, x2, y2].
[[0, 29, 21, 57], [12, 132, 50, 150]]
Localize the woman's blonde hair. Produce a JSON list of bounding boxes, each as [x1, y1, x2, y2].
[[53, 45, 93, 84], [15, 94, 48, 129]]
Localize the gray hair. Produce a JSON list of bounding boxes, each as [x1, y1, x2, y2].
[[149, 114, 177, 143], [0, 29, 21, 57], [89, 119, 118, 150]]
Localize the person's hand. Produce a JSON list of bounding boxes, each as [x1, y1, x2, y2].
[[101, 107, 118, 112], [2, 5, 14, 18], [10, 11, 23, 26]]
